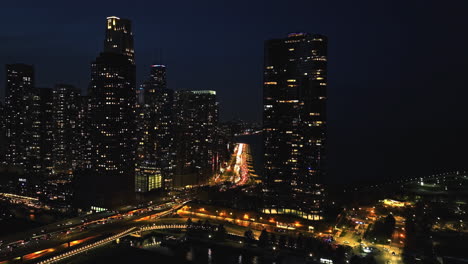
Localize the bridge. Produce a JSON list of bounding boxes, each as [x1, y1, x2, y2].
[[0, 201, 188, 264], [34, 222, 247, 264], [35, 224, 187, 264]]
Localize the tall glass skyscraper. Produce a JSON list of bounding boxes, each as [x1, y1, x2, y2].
[[81, 16, 136, 208], [263, 33, 327, 220]]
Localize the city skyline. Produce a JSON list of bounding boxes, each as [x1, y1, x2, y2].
[[2, 1, 468, 185], [0, 3, 467, 263]]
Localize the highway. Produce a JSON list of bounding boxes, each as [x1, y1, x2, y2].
[[213, 143, 252, 187], [0, 201, 187, 263], [35, 227, 138, 264]]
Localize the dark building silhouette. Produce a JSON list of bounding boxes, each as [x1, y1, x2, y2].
[[87, 52, 136, 208], [173, 90, 219, 187], [262, 33, 327, 220], [136, 64, 174, 192], [104, 16, 134, 64], [76, 16, 137, 209], [148, 64, 166, 88]]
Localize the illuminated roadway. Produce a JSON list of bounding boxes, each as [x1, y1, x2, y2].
[[0, 201, 188, 263], [213, 143, 251, 187], [36, 222, 248, 264]]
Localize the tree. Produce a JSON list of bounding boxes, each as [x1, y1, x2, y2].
[[350, 255, 362, 264], [258, 229, 269, 247], [270, 233, 277, 246], [383, 214, 396, 238], [203, 220, 212, 230], [296, 233, 304, 249], [278, 235, 286, 248], [214, 224, 227, 241], [244, 229, 255, 244], [287, 235, 296, 249], [186, 217, 193, 227], [334, 245, 346, 262]]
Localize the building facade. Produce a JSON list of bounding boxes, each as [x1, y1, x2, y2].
[[75, 96, 92, 170], [52, 84, 81, 175], [136, 64, 174, 192], [0, 102, 5, 164], [173, 90, 219, 187], [79, 16, 137, 208], [104, 16, 135, 64], [4, 64, 38, 174], [263, 33, 327, 220], [37, 87, 54, 176]]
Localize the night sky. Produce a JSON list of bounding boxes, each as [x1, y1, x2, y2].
[[2, 0, 468, 183]]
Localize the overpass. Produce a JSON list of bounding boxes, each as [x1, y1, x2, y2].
[[34, 222, 246, 264]]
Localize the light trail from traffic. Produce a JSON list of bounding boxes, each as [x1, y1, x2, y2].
[[214, 143, 252, 187], [0, 201, 188, 264]]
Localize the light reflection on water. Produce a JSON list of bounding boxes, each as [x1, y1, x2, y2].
[[186, 246, 194, 261], [136, 235, 305, 264], [208, 248, 212, 264]]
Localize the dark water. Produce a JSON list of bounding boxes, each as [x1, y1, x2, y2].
[[147, 242, 305, 264], [75, 238, 307, 264], [235, 134, 263, 178]]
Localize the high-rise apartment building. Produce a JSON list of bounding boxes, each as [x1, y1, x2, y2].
[[262, 33, 327, 220], [75, 96, 92, 170], [37, 87, 54, 175], [87, 52, 136, 207], [52, 84, 81, 175], [136, 64, 174, 192], [0, 102, 5, 164], [5, 64, 38, 174], [173, 90, 219, 187]]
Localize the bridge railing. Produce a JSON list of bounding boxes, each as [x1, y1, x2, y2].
[[139, 224, 188, 231]]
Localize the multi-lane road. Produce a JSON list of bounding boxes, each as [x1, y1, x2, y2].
[[0, 201, 187, 263], [213, 143, 251, 187]]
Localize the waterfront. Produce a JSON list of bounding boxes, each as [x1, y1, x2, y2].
[[70, 237, 308, 264]]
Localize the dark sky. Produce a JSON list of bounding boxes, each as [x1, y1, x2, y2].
[[1, 0, 468, 183]]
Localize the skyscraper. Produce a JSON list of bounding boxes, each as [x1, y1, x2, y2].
[[104, 16, 135, 64], [136, 64, 174, 192], [173, 90, 219, 187], [75, 95, 92, 170], [148, 64, 167, 88], [0, 102, 5, 165], [262, 33, 327, 220], [37, 87, 54, 176], [52, 84, 81, 175], [79, 16, 136, 208], [5, 64, 37, 174]]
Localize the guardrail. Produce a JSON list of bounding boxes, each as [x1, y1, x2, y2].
[[36, 227, 137, 264], [140, 224, 187, 231]]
